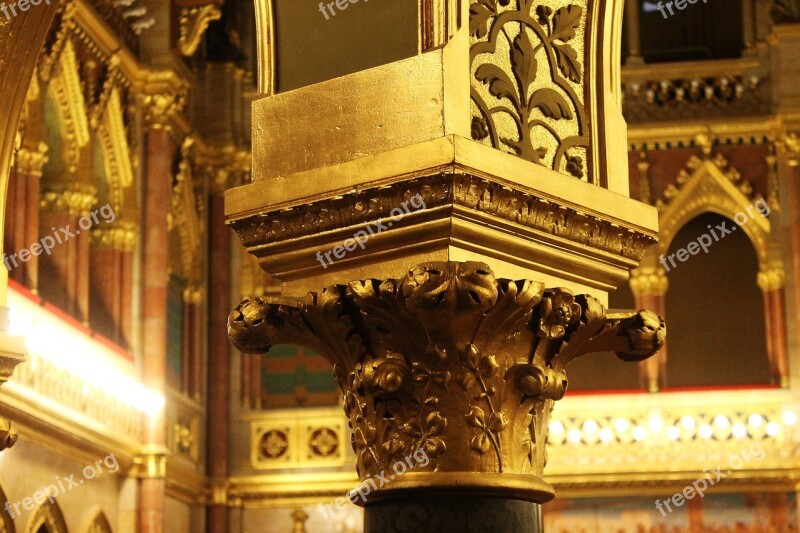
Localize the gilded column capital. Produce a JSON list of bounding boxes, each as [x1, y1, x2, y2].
[[207, 477, 229, 506], [757, 266, 785, 292], [140, 71, 189, 130], [15, 142, 49, 177], [90, 223, 137, 252], [40, 185, 98, 215], [629, 266, 669, 298], [183, 286, 205, 305], [228, 262, 665, 503], [776, 133, 799, 167], [196, 143, 250, 196], [132, 444, 170, 479]]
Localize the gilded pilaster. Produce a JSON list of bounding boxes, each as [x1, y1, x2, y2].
[[228, 2, 664, 530], [136, 82, 184, 533]]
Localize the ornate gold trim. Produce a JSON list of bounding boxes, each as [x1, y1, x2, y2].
[[419, 0, 460, 51], [26, 501, 68, 533], [178, 5, 222, 57], [14, 143, 49, 178], [469, 0, 589, 179], [757, 266, 785, 291], [140, 72, 190, 130], [172, 138, 203, 284], [253, 0, 275, 95], [132, 444, 169, 479], [85, 511, 112, 533], [97, 88, 134, 213], [229, 172, 655, 262]]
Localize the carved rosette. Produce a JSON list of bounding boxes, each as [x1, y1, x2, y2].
[[228, 262, 664, 502]]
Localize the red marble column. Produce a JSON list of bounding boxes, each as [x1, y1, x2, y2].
[[207, 193, 231, 532], [138, 126, 174, 533], [191, 298, 203, 400], [38, 210, 76, 311], [75, 218, 90, 324], [181, 296, 193, 394], [4, 171, 18, 281], [761, 284, 789, 387], [90, 232, 129, 343], [782, 143, 800, 361], [630, 266, 668, 391], [120, 248, 133, 347], [10, 171, 26, 284]]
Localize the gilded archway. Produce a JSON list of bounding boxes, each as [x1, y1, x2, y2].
[[654, 149, 770, 270], [0, 483, 15, 533], [84, 511, 111, 533], [26, 500, 67, 533]]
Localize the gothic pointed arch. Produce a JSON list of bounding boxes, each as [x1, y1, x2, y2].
[[26, 500, 67, 533], [0, 483, 16, 533], [654, 149, 770, 270], [85, 511, 111, 533]]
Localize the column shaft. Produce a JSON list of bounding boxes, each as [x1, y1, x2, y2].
[[207, 194, 231, 532], [11, 172, 26, 284], [23, 173, 40, 292], [138, 126, 174, 533]]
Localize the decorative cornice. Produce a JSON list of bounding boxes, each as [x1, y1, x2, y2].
[[229, 172, 656, 263], [228, 261, 665, 503]]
